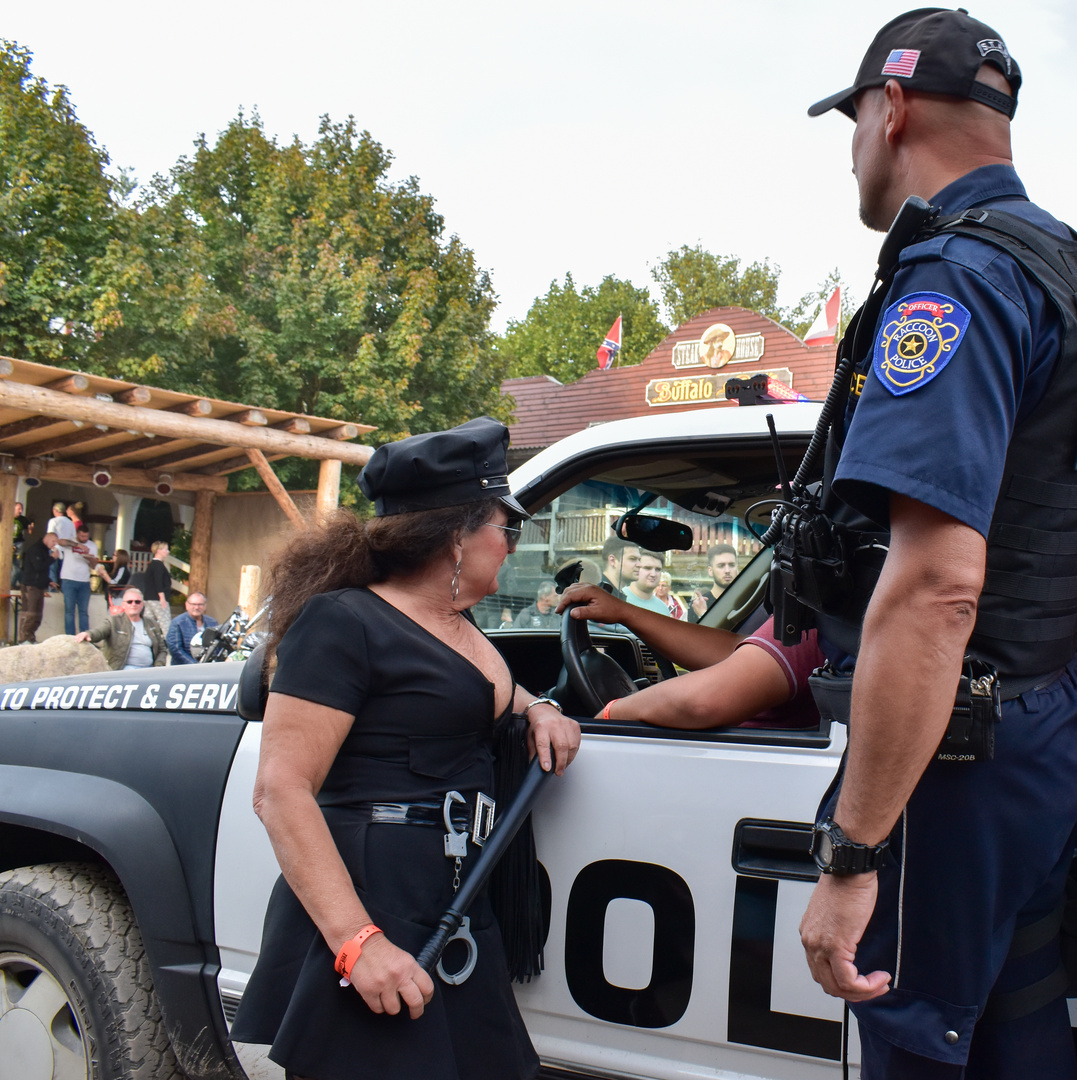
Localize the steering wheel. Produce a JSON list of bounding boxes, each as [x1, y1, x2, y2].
[[560, 603, 640, 716]]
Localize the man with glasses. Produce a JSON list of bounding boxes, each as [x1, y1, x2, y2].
[[166, 591, 220, 665], [74, 588, 167, 669]]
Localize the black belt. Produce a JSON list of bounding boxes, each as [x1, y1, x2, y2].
[[354, 791, 496, 845]]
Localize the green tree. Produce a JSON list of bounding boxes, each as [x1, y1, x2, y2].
[[652, 245, 784, 326], [90, 113, 506, 450], [784, 268, 858, 341], [497, 273, 667, 384], [0, 41, 115, 362]]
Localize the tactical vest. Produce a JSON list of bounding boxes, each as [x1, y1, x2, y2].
[[823, 209, 1077, 683]]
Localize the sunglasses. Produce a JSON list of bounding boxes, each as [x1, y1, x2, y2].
[[485, 521, 523, 549], [123, 599, 143, 606]]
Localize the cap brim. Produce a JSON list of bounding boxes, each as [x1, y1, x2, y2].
[[499, 494, 530, 520], [807, 86, 858, 119]]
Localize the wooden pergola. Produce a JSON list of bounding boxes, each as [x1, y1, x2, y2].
[[0, 357, 376, 626]]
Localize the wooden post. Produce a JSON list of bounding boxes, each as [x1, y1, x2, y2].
[[246, 449, 306, 530], [189, 489, 216, 597], [237, 565, 261, 621], [0, 472, 16, 642], [316, 459, 342, 523]]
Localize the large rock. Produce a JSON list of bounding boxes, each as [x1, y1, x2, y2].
[[0, 635, 109, 684]]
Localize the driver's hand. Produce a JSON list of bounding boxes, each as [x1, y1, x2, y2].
[[556, 583, 629, 625]]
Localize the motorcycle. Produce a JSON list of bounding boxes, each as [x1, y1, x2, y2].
[[191, 600, 270, 663]]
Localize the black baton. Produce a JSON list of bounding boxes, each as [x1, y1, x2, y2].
[[417, 752, 554, 972]]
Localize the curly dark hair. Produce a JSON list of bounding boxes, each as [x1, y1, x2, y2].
[[265, 499, 501, 654]]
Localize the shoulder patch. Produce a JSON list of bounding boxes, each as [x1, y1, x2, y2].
[[872, 292, 971, 396]]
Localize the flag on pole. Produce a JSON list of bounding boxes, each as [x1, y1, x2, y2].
[[596, 316, 622, 369], [804, 287, 841, 346]]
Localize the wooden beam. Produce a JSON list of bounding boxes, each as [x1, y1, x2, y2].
[[45, 373, 90, 394], [246, 449, 306, 530], [0, 359, 14, 378], [115, 386, 152, 405], [18, 426, 122, 457], [202, 451, 289, 476], [317, 458, 342, 522], [170, 399, 213, 417], [229, 409, 267, 426], [0, 415, 63, 439], [18, 459, 227, 493], [93, 435, 168, 462], [0, 379, 375, 464], [275, 417, 310, 434], [324, 423, 360, 441], [189, 489, 215, 596]]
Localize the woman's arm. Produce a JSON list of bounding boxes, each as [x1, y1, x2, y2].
[[253, 692, 434, 1017], [512, 685, 581, 775]]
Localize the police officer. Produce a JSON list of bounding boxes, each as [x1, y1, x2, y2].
[[797, 10, 1077, 1078]]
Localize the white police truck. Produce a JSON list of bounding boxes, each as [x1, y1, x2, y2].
[[0, 402, 873, 1080]]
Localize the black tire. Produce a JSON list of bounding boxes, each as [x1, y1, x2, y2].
[[0, 861, 183, 1080]]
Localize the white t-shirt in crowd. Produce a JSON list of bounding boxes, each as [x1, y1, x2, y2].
[[124, 618, 155, 669], [61, 538, 97, 583]]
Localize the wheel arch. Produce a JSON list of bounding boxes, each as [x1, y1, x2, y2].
[[0, 765, 245, 1079]]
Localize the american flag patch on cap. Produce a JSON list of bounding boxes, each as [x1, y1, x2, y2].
[[881, 49, 921, 77]]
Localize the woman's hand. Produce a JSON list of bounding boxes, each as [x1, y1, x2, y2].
[[527, 705, 581, 776], [555, 583, 628, 625], [348, 932, 435, 1019]]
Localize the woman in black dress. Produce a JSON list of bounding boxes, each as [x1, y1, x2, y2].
[[231, 418, 580, 1080]]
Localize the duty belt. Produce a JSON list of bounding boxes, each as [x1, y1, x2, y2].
[[355, 791, 496, 847]]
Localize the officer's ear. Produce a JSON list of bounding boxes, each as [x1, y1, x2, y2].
[[882, 79, 909, 144]]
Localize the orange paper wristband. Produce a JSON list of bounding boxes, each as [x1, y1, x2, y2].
[[601, 699, 620, 721], [334, 924, 382, 982]]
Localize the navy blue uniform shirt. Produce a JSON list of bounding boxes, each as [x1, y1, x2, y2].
[[833, 164, 1069, 538]]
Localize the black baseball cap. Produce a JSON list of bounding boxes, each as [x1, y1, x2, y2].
[[808, 8, 1020, 120], [359, 416, 529, 519]]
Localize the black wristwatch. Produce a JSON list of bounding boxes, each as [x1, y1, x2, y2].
[[811, 818, 889, 875]]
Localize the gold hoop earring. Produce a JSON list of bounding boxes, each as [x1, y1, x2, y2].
[[451, 559, 462, 602]]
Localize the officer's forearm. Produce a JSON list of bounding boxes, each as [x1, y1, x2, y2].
[[834, 495, 986, 846]]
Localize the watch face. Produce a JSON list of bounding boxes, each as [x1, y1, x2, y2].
[[816, 829, 834, 867]]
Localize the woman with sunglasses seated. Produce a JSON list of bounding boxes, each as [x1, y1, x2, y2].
[[73, 586, 168, 669]]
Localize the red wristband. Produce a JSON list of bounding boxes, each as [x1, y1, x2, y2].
[[334, 924, 382, 983], [601, 699, 620, 721]]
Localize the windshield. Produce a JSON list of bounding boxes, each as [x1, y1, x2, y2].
[[472, 477, 763, 630]]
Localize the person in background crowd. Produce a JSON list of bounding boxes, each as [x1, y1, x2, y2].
[[166, 592, 219, 664], [46, 501, 75, 588], [690, 543, 738, 621], [11, 501, 30, 588], [624, 553, 671, 615], [65, 501, 84, 532], [599, 536, 641, 600], [512, 581, 560, 628], [60, 524, 97, 636], [75, 587, 166, 669], [656, 572, 686, 620], [96, 549, 132, 609], [144, 540, 173, 636], [18, 532, 58, 643]]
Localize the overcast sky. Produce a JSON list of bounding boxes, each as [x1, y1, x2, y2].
[[7, 1, 1075, 333]]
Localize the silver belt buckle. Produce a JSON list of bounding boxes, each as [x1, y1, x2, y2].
[[472, 792, 495, 846]]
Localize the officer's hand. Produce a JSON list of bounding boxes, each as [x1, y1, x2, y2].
[[350, 932, 434, 1019], [556, 583, 627, 625], [799, 871, 891, 1002], [528, 707, 581, 775]]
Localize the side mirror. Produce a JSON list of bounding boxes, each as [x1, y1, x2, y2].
[[614, 512, 694, 552]]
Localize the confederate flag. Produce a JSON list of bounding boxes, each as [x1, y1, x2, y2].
[[596, 316, 622, 369]]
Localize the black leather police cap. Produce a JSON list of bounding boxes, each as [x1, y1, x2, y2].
[[359, 416, 529, 519], [808, 8, 1020, 121]]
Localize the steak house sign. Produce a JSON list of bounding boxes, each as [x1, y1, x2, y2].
[[646, 323, 788, 407]]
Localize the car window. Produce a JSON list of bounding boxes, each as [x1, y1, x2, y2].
[[472, 477, 763, 630]]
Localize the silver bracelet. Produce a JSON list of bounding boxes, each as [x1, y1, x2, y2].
[[523, 696, 563, 715]]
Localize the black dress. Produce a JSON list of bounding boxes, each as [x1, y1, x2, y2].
[[230, 589, 539, 1080]]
